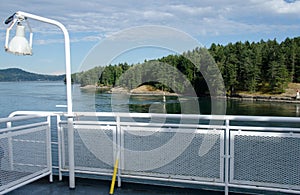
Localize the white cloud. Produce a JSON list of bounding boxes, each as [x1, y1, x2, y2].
[[0, 0, 299, 46], [168, 4, 213, 16], [143, 11, 174, 20], [35, 38, 64, 45], [258, 0, 300, 14], [1, 0, 300, 74]]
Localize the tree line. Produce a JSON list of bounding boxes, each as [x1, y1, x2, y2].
[[74, 37, 300, 96], [209, 37, 300, 94]]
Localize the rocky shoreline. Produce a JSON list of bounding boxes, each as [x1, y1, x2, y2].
[[229, 94, 300, 103], [80, 85, 178, 96], [93, 85, 179, 96], [80, 84, 300, 104], [228, 83, 300, 104]]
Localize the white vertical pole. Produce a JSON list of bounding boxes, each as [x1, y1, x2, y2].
[[57, 115, 63, 181], [46, 116, 53, 182], [224, 119, 230, 195], [6, 121, 14, 171], [15, 11, 75, 188], [116, 115, 122, 187]]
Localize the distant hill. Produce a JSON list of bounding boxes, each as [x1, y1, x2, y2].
[[0, 68, 65, 82]]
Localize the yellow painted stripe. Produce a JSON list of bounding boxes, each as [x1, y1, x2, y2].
[[109, 158, 119, 194]]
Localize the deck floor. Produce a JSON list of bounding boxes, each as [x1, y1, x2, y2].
[[6, 176, 227, 195], [6, 176, 293, 195]]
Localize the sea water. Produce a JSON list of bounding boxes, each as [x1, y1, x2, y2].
[[0, 81, 299, 118]]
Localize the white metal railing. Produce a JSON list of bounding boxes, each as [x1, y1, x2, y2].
[[0, 114, 53, 194], [57, 112, 300, 195], [4, 111, 300, 194]]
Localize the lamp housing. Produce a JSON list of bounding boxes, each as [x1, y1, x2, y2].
[[6, 23, 32, 55], [4, 16, 33, 56]]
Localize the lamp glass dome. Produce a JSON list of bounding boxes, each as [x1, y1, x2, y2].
[[7, 24, 32, 55]]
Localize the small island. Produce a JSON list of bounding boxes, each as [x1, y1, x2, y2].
[[74, 37, 300, 103]]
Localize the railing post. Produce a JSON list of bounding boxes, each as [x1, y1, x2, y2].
[[224, 119, 230, 195], [116, 115, 122, 187], [6, 121, 14, 171], [67, 116, 75, 188], [46, 116, 53, 182], [57, 115, 63, 181]]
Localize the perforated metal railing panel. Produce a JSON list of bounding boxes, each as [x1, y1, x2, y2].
[[0, 125, 50, 191], [122, 127, 224, 182], [231, 131, 300, 189], [61, 124, 224, 183], [62, 125, 116, 173], [56, 113, 300, 193]]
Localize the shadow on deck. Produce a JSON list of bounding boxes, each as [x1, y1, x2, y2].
[[6, 176, 227, 195]]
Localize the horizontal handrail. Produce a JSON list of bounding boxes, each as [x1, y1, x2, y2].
[[71, 112, 300, 123], [0, 121, 48, 134], [0, 115, 44, 124], [8, 111, 63, 118], [229, 125, 300, 132], [7, 111, 300, 125]]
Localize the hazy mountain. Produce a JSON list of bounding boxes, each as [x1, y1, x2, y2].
[[0, 68, 65, 82]]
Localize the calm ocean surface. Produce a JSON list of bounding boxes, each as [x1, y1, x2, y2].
[[0, 81, 299, 118]]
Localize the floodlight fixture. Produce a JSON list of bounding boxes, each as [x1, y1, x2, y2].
[[4, 14, 33, 55]]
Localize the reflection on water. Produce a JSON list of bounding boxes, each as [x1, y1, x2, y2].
[[0, 82, 299, 118], [227, 99, 300, 117], [129, 95, 181, 114], [73, 86, 300, 117]]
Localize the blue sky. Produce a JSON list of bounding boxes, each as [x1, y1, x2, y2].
[[0, 0, 299, 75]]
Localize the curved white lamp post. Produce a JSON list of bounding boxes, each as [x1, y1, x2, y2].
[[4, 11, 75, 189]]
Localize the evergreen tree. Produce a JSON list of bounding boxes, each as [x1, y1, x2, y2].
[[74, 36, 300, 96]]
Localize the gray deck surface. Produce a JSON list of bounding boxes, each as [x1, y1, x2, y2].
[[6, 176, 292, 195], [7, 176, 226, 195]]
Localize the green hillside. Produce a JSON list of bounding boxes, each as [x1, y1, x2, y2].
[[0, 68, 65, 82]]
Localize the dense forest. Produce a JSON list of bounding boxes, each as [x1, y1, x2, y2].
[[74, 37, 300, 96]]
